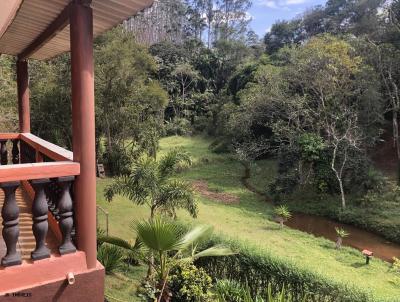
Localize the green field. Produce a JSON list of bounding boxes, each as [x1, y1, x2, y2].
[[97, 136, 400, 302]]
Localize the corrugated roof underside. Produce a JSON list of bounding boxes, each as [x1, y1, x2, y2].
[[0, 0, 153, 60]]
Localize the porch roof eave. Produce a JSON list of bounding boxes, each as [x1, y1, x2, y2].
[[0, 0, 153, 61]]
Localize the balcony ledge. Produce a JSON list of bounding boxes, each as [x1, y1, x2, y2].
[[0, 251, 104, 301]]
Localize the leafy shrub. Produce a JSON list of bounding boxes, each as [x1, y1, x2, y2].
[[268, 147, 300, 199], [209, 139, 232, 154], [361, 168, 387, 193], [215, 279, 247, 302], [169, 262, 213, 302], [97, 227, 106, 248], [102, 144, 132, 176], [97, 244, 124, 274], [137, 280, 158, 301], [97, 234, 142, 266], [298, 133, 325, 162], [194, 234, 376, 302], [165, 118, 192, 136], [269, 171, 299, 201], [193, 115, 213, 134], [270, 145, 387, 200]]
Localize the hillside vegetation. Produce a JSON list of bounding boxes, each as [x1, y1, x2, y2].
[[97, 136, 400, 302]]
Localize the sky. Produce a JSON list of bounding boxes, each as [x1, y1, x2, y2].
[[248, 0, 327, 37]]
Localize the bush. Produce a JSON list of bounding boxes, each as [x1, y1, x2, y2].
[[215, 279, 246, 302], [169, 262, 213, 302], [209, 139, 232, 154], [193, 115, 213, 134], [97, 244, 124, 274], [165, 118, 192, 136], [270, 145, 388, 200], [102, 144, 132, 176], [195, 235, 377, 302]]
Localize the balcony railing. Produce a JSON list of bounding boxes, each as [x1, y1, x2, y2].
[[0, 133, 80, 267]]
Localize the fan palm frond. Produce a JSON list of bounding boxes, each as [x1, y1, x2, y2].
[[135, 217, 184, 252], [177, 224, 213, 250], [98, 235, 134, 250], [192, 245, 236, 260]]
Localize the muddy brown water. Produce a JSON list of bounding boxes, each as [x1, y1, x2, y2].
[[240, 176, 400, 262], [285, 213, 400, 263]]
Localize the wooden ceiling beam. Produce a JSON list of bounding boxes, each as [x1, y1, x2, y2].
[[18, 4, 71, 60]]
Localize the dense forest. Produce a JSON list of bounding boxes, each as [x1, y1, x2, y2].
[[1, 0, 400, 208]]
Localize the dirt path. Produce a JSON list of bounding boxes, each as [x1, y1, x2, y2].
[[192, 180, 240, 204]]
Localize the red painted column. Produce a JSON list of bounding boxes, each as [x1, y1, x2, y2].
[[70, 0, 97, 269], [16, 60, 30, 133]]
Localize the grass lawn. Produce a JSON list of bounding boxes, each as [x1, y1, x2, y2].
[[97, 135, 400, 302]]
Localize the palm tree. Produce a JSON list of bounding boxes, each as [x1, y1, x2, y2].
[[274, 205, 292, 228], [104, 149, 198, 279], [104, 149, 197, 219], [135, 217, 235, 302], [335, 227, 349, 249]]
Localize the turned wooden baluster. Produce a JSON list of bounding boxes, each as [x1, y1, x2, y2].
[[0, 182, 21, 266], [0, 140, 8, 165], [57, 176, 76, 255], [12, 140, 19, 164], [46, 180, 59, 218], [31, 179, 51, 260]]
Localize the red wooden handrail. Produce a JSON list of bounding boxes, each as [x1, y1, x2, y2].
[[0, 133, 73, 162], [0, 133, 20, 140], [20, 133, 73, 161], [0, 161, 80, 182]]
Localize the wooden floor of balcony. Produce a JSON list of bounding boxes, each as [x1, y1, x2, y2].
[[0, 187, 59, 263]]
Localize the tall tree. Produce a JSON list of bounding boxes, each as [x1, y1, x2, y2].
[[0, 55, 17, 132], [95, 27, 168, 169]]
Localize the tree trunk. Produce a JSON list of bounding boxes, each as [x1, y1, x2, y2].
[[338, 178, 346, 209], [331, 144, 346, 209], [146, 205, 156, 280], [106, 117, 112, 153], [394, 111, 400, 185], [336, 237, 342, 249]]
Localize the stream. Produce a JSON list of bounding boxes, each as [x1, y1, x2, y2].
[[240, 172, 400, 263], [285, 212, 400, 262]]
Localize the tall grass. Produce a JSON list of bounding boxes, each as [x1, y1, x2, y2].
[[196, 235, 384, 302]]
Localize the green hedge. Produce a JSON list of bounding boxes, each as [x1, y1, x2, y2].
[[195, 235, 383, 302]]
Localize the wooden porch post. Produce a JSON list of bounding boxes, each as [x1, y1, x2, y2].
[[16, 60, 30, 133], [70, 0, 97, 269]]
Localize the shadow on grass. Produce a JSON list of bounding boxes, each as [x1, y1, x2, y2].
[[319, 242, 336, 249], [262, 224, 282, 231], [351, 262, 366, 268]]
